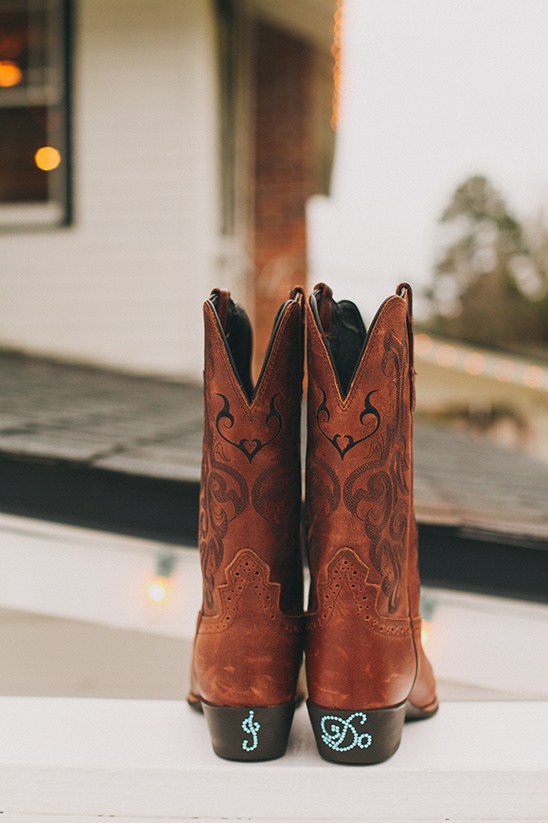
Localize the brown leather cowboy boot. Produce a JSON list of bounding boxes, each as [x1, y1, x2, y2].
[[305, 282, 438, 764], [188, 286, 305, 761]]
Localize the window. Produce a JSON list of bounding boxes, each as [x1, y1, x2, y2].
[[0, 0, 71, 228]]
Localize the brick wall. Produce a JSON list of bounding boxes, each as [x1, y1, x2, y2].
[[251, 22, 315, 374]]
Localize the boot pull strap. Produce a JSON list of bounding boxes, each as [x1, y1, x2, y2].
[[314, 282, 333, 335], [289, 285, 305, 304], [396, 282, 416, 412], [211, 287, 230, 332]]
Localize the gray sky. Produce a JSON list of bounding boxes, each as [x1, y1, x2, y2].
[[309, 0, 548, 320]]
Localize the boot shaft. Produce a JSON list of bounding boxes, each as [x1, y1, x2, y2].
[[306, 283, 417, 614], [199, 287, 305, 618], [305, 283, 422, 710], [192, 288, 305, 712]]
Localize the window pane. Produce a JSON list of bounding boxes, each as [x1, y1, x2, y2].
[[0, 4, 48, 90], [0, 0, 69, 223], [0, 106, 52, 201]]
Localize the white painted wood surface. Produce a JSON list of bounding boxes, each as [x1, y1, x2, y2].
[[0, 514, 202, 638], [0, 697, 547, 822]]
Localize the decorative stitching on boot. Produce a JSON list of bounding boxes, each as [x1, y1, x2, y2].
[[199, 415, 249, 610], [200, 549, 302, 635], [343, 466, 406, 614], [215, 393, 282, 462], [251, 461, 301, 540], [316, 388, 381, 459], [336, 327, 410, 614], [308, 548, 411, 636], [307, 452, 341, 520]]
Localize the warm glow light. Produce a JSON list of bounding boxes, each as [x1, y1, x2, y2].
[[0, 60, 22, 87], [494, 359, 515, 382], [523, 365, 545, 389], [436, 344, 458, 367], [464, 352, 486, 375], [35, 146, 62, 171], [421, 627, 429, 646], [148, 576, 168, 603], [414, 333, 433, 356]]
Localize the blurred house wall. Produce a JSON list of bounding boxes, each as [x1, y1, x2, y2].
[[0, 0, 219, 380], [414, 336, 548, 460], [0, 0, 337, 380]]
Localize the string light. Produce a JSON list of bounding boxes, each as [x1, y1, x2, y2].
[[415, 336, 547, 391], [494, 359, 515, 382], [148, 577, 168, 602], [415, 333, 433, 356], [147, 551, 177, 604], [523, 365, 545, 389], [464, 352, 486, 375], [331, 0, 343, 131], [436, 344, 458, 367]]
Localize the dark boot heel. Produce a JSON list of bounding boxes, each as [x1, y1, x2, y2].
[[307, 700, 406, 764], [202, 701, 296, 761]]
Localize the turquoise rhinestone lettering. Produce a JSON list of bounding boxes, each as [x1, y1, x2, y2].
[[242, 710, 261, 752], [320, 712, 372, 752]]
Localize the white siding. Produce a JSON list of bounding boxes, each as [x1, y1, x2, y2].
[[0, 0, 219, 380]]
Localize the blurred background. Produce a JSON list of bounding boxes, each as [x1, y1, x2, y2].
[[1, 0, 547, 704]]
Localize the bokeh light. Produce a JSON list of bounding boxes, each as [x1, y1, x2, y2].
[[35, 146, 62, 171], [0, 61, 22, 87]]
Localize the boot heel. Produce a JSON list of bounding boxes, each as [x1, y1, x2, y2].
[[202, 701, 296, 761], [307, 700, 406, 764]]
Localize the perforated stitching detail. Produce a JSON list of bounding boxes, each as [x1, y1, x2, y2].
[[200, 548, 301, 635], [308, 548, 411, 637]]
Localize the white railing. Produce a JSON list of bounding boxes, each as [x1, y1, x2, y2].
[[1, 696, 547, 821], [1, 514, 548, 821]]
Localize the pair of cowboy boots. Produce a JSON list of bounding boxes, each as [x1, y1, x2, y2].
[[188, 282, 438, 764]]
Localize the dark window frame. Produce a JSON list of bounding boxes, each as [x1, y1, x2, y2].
[[0, 0, 73, 229]]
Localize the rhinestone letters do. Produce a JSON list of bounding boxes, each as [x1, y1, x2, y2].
[[320, 712, 372, 752], [242, 710, 261, 752]]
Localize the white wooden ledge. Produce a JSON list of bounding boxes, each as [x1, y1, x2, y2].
[[1, 697, 547, 822]]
